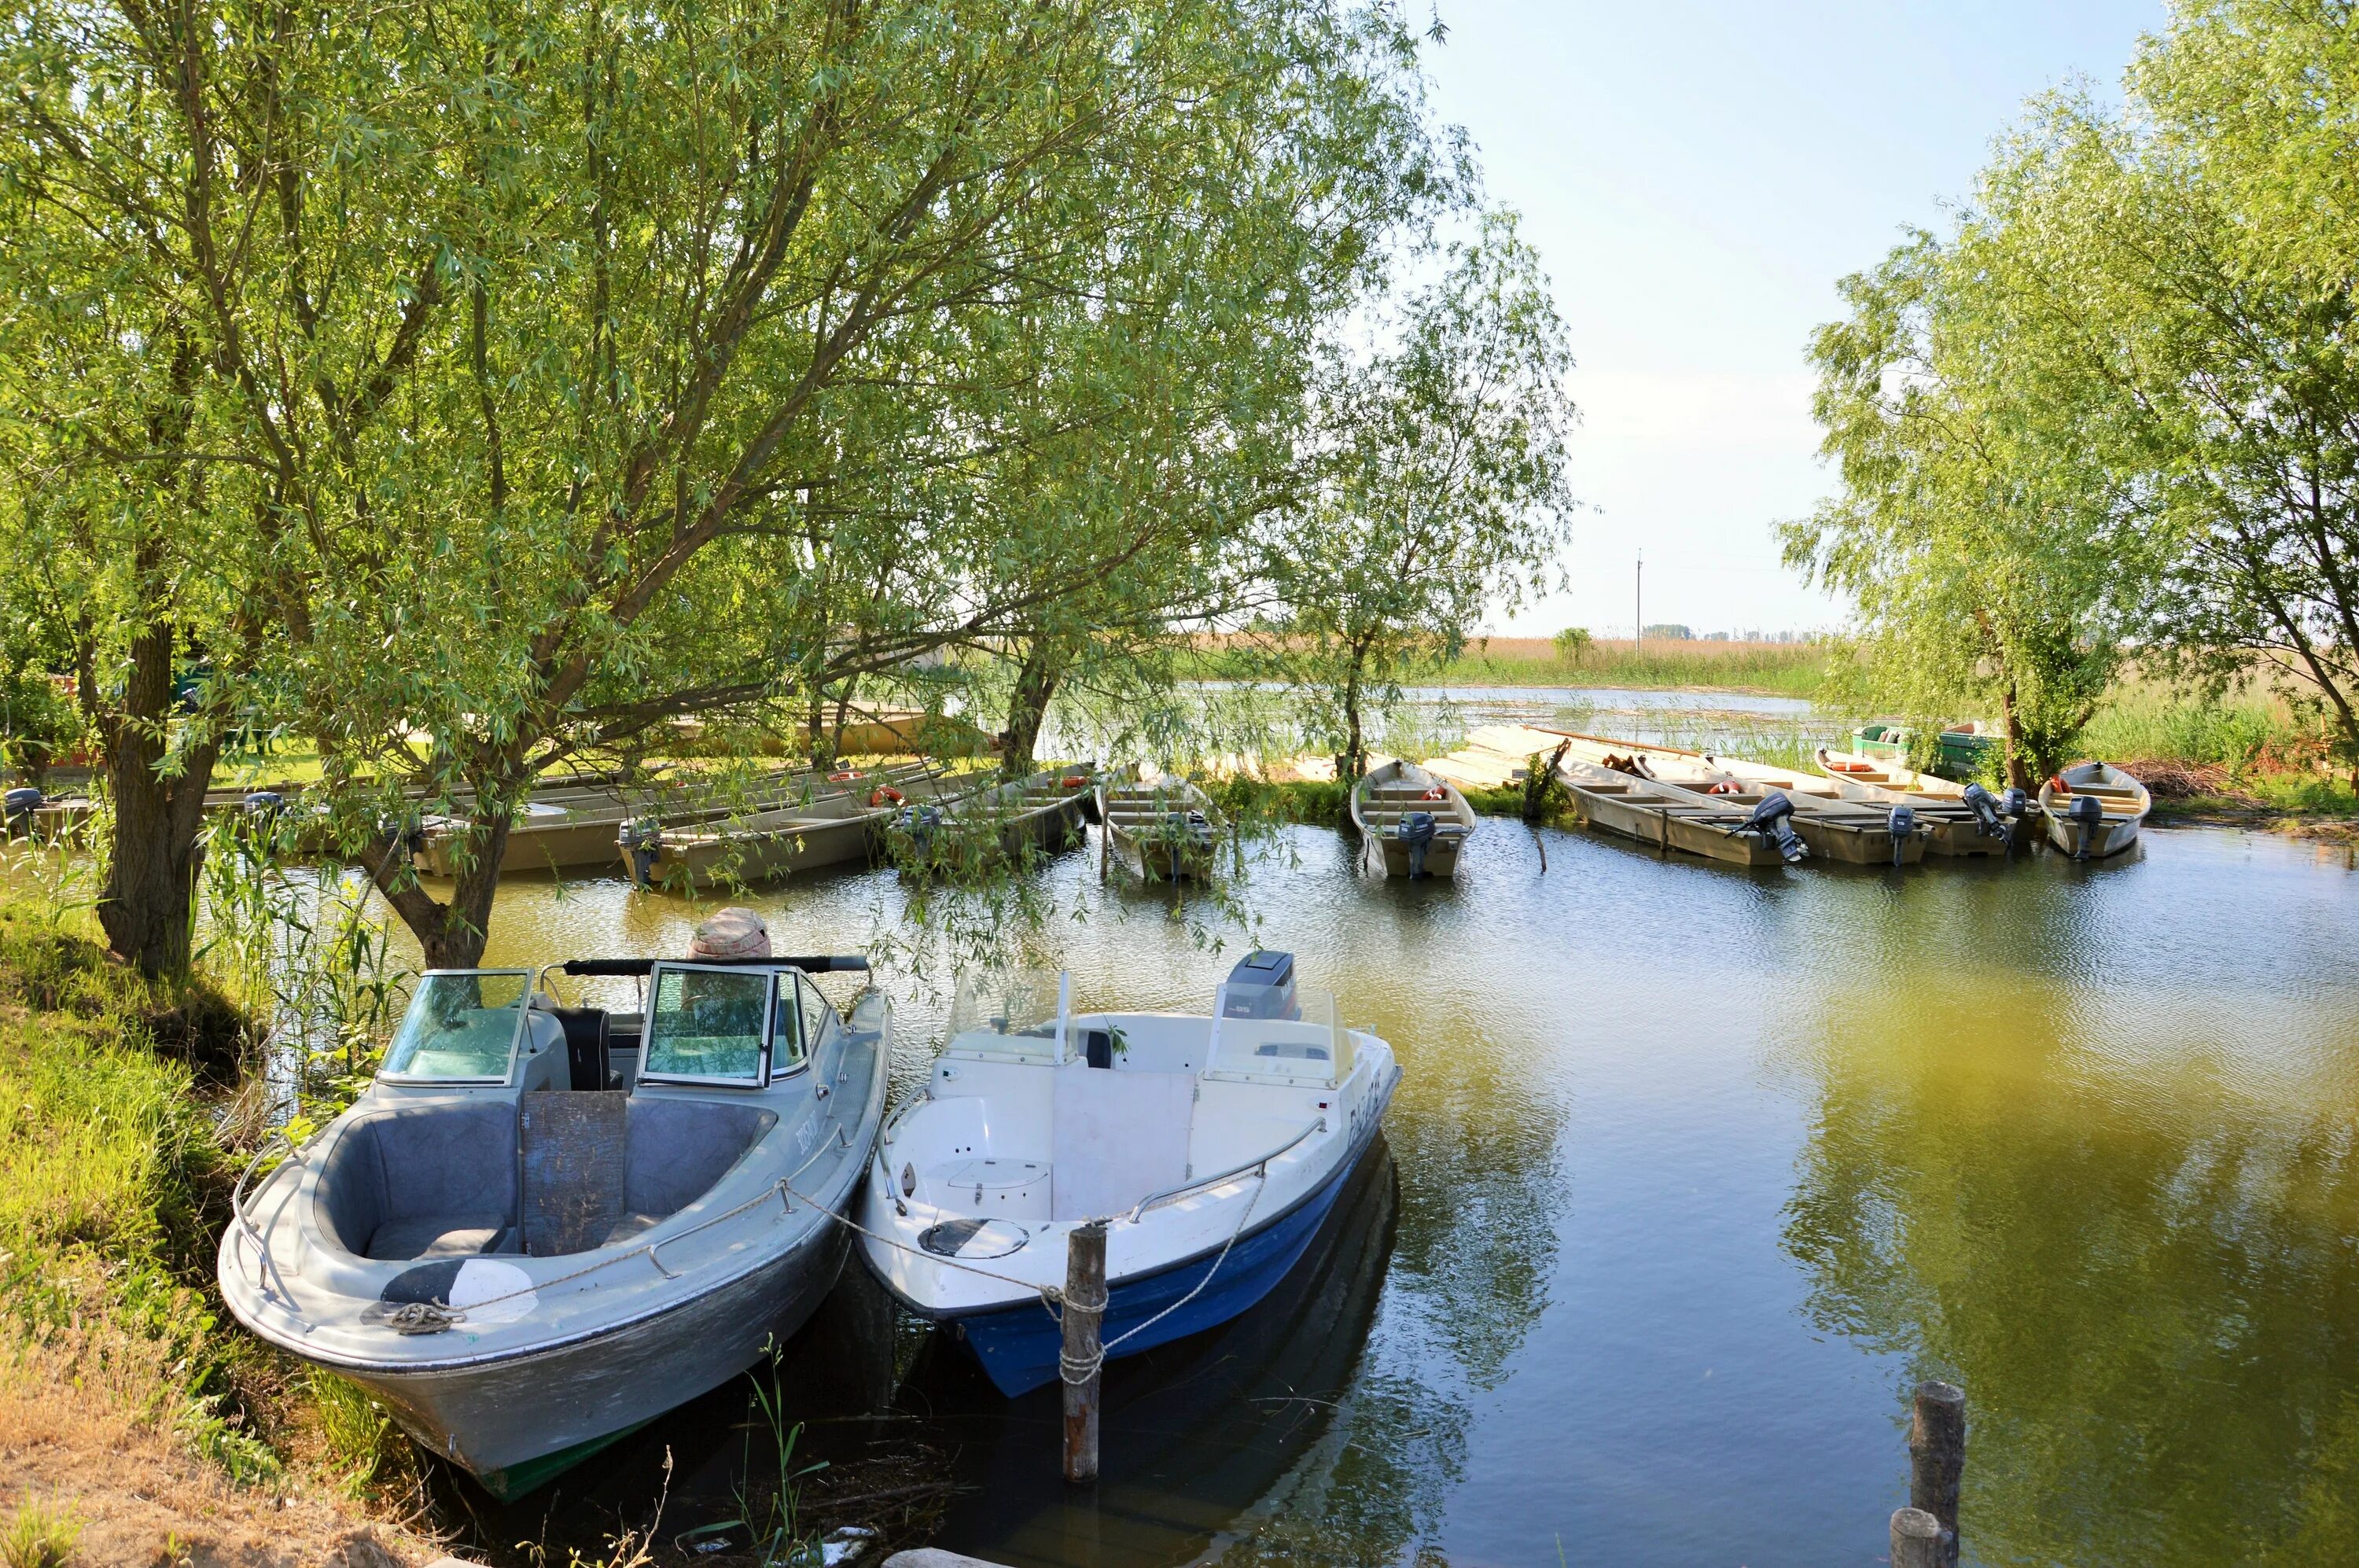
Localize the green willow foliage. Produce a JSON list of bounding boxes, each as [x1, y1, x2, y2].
[[1792, 0, 2359, 786], [2, 0, 1463, 966]]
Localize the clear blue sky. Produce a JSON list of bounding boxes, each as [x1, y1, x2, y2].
[[1422, 0, 2163, 639]]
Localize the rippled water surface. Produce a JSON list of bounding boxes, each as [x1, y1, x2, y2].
[[411, 819, 2359, 1566]]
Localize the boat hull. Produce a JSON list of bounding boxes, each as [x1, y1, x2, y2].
[[631, 812, 879, 891], [1361, 830, 1467, 879], [348, 1220, 852, 1496], [2043, 812, 2141, 859], [930, 1108, 1385, 1397], [1566, 784, 1786, 866]]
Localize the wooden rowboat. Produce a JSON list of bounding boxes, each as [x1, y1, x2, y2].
[[1553, 755, 1798, 867], [1350, 760, 1478, 878], [1098, 776, 1225, 881], [1538, 731, 1929, 867], [1812, 749, 2027, 857], [2039, 761, 2150, 860], [885, 768, 1095, 875], [619, 764, 956, 891]]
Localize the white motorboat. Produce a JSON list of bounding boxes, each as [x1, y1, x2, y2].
[[858, 951, 1400, 1396], [217, 953, 889, 1497]]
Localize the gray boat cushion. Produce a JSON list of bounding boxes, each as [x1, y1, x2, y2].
[[364, 1214, 511, 1261], [624, 1097, 776, 1220], [311, 1102, 520, 1260], [309, 1095, 774, 1264]]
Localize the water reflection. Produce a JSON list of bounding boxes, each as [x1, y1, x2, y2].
[[1777, 834, 2359, 1566]]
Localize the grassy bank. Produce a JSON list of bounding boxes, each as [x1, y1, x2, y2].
[[2077, 690, 2359, 833], [0, 903, 428, 1566], [1437, 637, 1827, 697]]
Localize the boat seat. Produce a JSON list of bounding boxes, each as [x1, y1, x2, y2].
[[364, 1213, 513, 1261]]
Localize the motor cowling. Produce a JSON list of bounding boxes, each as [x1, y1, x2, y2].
[[617, 819, 663, 885], [1888, 804, 1917, 866], [1742, 790, 1808, 863], [2066, 791, 2103, 859], [1397, 810, 1439, 878], [1962, 782, 2004, 837], [2, 786, 40, 835]]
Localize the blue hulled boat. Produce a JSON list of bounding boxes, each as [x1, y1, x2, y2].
[[857, 952, 1400, 1396]]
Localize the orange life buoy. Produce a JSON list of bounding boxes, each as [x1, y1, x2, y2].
[[1707, 781, 1744, 795], [869, 786, 904, 808], [828, 769, 859, 783], [1420, 785, 1448, 801], [1061, 775, 1087, 789]]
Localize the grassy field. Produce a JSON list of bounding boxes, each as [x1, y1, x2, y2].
[[2077, 686, 2359, 830], [1437, 636, 1827, 697], [0, 902, 433, 1563]]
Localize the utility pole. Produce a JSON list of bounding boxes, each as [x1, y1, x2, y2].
[[1635, 551, 1643, 646]]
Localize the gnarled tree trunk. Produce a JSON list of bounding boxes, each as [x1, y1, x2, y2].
[[90, 617, 224, 979], [1000, 642, 1062, 778]]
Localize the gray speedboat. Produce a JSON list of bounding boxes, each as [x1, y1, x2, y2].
[[217, 953, 888, 1496]]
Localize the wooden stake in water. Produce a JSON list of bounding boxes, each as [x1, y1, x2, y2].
[[1890, 1506, 1945, 1568], [1061, 1220, 1108, 1484], [1909, 1380, 1966, 1567]]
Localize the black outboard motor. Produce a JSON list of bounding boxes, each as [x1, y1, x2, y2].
[[1961, 782, 2004, 837], [1221, 949, 1300, 1021], [1888, 804, 1917, 867], [895, 804, 943, 861], [1741, 790, 1808, 863], [241, 790, 284, 819], [2, 786, 41, 838], [2066, 791, 2104, 859], [1397, 810, 1439, 878], [618, 819, 662, 886]]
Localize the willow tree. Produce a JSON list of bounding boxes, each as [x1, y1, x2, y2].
[[1, 0, 1436, 966], [1968, 2, 2359, 786], [1267, 212, 1577, 779], [1784, 228, 2147, 788]]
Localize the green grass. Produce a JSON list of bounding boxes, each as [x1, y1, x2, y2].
[[0, 904, 280, 1482], [1437, 637, 1828, 697], [0, 1498, 81, 1568]]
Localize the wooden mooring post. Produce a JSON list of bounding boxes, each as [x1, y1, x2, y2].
[[1061, 1220, 1108, 1484], [1889, 1507, 1945, 1568], [1908, 1379, 1966, 1566]]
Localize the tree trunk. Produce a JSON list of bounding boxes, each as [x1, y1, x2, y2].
[[94, 619, 223, 980], [1340, 654, 1367, 781], [1997, 679, 2032, 792], [806, 686, 833, 770], [370, 813, 513, 970], [1001, 642, 1062, 778]]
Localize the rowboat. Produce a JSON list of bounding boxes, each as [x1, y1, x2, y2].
[[1813, 749, 2030, 856], [618, 764, 956, 892], [1349, 760, 1478, 878], [1851, 720, 1998, 782], [2039, 761, 2151, 859], [218, 952, 889, 1498], [1540, 731, 1929, 867], [1098, 775, 1226, 881], [858, 951, 1399, 1396], [1553, 754, 1804, 867], [886, 768, 1095, 874]]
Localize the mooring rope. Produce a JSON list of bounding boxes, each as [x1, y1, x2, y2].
[[1059, 1167, 1269, 1386]]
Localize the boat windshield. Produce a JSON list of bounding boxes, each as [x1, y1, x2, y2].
[[1207, 985, 1350, 1087], [642, 965, 772, 1085], [381, 971, 530, 1082], [944, 968, 1069, 1063]]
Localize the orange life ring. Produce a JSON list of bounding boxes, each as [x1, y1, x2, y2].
[[869, 786, 904, 808], [1061, 775, 1087, 789], [1708, 781, 1744, 795], [828, 769, 859, 783], [1420, 786, 1448, 801]]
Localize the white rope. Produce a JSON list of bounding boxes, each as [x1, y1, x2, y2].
[[1060, 1167, 1269, 1386]]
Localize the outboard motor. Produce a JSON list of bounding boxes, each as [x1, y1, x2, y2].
[[894, 804, 943, 861], [2, 786, 41, 838], [1887, 804, 1917, 867], [618, 819, 662, 886], [2066, 792, 2103, 859], [241, 790, 284, 819], [1961, 782, 2004, 837], [1221, 949, 1300, 1021], [1740, 790, 1808, 863], [1397, 810, 1440, 878]]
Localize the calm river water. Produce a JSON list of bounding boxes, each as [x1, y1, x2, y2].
[[404, 815, 2359, 1566]]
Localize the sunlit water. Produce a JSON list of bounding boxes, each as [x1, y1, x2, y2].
[[372, 814, 2359, 1568]]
